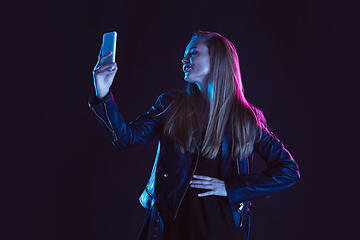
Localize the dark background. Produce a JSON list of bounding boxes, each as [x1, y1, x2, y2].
[[1, 0, 359, 239]]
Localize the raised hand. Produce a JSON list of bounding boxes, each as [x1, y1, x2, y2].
[[190, 175, 227, 197], [93, 46, 118, 100]]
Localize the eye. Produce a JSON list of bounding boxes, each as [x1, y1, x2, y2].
[[190, 50, 198, 56]]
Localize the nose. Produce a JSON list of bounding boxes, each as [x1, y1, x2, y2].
[[181, 55, 189, 64]]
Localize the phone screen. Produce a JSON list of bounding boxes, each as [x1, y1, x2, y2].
[[101, 31, 117, 64]]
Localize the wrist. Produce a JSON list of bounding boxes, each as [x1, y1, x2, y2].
[[95, 89, 110, 101]]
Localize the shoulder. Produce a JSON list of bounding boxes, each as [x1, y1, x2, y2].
[[246, 104, 267, 132], [155, 91, 183, 108]]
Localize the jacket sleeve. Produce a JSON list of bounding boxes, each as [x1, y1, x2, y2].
[[225, 128, 300, 205], [88, 91, 171, 149]]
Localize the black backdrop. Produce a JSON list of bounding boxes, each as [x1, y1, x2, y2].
[[1, 0, 359, 239]]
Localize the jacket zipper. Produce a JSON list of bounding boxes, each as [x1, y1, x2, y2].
[[103, 103, 118, 141], [236, 158, 240, 175], [91, 103, 118, 142], [173, 145, 200, 219]]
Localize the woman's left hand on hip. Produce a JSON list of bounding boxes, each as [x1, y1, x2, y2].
[[190, 175, 227, 197]]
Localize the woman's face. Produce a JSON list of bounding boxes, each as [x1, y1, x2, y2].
[[182, 37, 210, 91]]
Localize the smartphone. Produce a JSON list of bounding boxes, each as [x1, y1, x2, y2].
[[101, 31, 117, 65]]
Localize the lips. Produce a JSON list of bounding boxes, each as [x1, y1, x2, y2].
[[183, 65, 192, 73]]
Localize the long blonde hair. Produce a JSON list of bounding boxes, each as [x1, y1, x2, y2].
[[164, 31, 266, 160]]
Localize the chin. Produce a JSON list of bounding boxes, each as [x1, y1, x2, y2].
[[184, 79, 195, 84], [184, 75, 194, 83]]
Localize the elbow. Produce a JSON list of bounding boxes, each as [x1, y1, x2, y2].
[[289, 163, 300, 185], [292, 170, 300, 183], [282, 162, 300, 185], [293, 161, 300, 181], [112, 141, 128, 150]]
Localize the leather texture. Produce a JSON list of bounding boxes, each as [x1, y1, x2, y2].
[[89, 92, 300, 239]]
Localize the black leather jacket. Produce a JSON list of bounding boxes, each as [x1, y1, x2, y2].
[[89, 92, 300, 240]]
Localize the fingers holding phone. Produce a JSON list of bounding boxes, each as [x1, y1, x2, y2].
[[94, 51, 117, 72], [93, 32, 118, 100]]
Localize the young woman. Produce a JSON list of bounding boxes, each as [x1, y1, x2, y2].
[[89, 31, 300, 240]]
